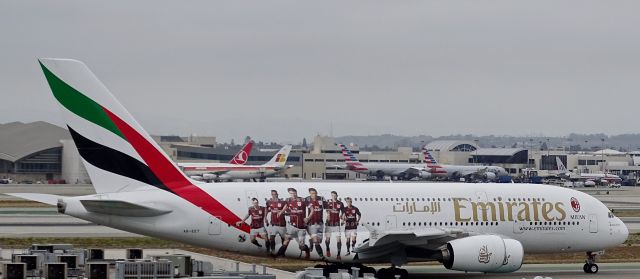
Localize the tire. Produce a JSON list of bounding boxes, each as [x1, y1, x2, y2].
[[590, 264, 599, 273], [583, 263, 590, 273]]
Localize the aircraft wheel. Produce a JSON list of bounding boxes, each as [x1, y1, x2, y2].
[[589, 264, 599, 273], [583, 263, 590, 273]]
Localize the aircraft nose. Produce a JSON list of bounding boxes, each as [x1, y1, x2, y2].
[[617, 218, 629, 245]]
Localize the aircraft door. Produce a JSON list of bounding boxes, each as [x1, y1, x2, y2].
[[589, 214, 598, 233], [385, 215, 397, 230], [208, 216, 221, 235]]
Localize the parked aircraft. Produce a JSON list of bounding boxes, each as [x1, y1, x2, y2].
[[423, 149, 508, 181], [17, 58, 627, 278], [179, 145, 292, 182], [555, 157, 622, 184], [338, 144, 431, 180]]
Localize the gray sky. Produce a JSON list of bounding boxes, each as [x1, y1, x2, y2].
[[1, 1, 639, 143]]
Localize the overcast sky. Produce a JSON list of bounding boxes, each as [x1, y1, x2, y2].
[[1, 1, 639, 143]]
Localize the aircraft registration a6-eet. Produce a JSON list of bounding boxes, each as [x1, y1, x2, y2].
[[12, 58, 628, 279]]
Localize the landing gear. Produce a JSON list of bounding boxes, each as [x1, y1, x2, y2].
[[377, 266, 409, 279], [313, 263, 376, 278], [583, 251, 599, 273]]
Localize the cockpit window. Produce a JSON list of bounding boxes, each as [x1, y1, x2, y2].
[[608, 212, 615, 218]]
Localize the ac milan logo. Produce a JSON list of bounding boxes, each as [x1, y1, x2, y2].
[[570, 197, 580, 212]]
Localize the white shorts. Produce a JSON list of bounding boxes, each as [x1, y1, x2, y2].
[[307, 224, 324, 238], [325, 225, 341, 234], [250, 227, 267, 237], [286, 225, 307, 244], [345, 229, 357, 238], [268, 225, 286, 237]]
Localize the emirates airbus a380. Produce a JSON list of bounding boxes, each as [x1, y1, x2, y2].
[[12, 59, 628, 279]]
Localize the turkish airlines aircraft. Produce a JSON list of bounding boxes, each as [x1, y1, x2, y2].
[[179, 144, 292, 182], [338, 144, 432, 180], [14, 59, 628, 278], [423, 149, 508, 181]]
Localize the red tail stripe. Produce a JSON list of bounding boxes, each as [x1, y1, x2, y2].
[[103, 107, 249, 233]]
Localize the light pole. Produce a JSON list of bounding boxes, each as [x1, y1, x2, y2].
[[601, 138, 605, 173], [474, 139, 479, 165]]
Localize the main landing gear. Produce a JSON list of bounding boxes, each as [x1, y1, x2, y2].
[[313, 263, 377, 278], [376, 265, 409, 279], [583, 251, 599, 274]]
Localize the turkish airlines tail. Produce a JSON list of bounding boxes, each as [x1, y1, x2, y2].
[[229, 139, 254, 164]]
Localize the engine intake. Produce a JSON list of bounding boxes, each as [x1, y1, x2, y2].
[[441, 235, 523, 273]]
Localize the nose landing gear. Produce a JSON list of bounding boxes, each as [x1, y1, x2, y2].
[[583, 251, 599, 273]]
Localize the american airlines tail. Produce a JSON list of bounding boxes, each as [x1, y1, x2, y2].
[[264, 144, 292, 167], [36, 58, 250, 232], [338, 144, 368, 171], [422, 148, 444, 169], [229, 139, 254, 165]]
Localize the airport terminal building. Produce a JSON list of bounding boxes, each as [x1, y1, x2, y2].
[[3, 121, 640, 184]]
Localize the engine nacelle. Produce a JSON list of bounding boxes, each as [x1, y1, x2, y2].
[[202, 173, 218, 180], [419, 171, 432, 179], [484, 172, 496, 180], [190, 175, 204, 181], [441, 235, 523, 273]]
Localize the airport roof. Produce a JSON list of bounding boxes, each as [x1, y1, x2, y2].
[[424, 140, 478, 152], [593, 149, 625, 155], [473, 148, 525, 157], [0, 121, 70, 162]]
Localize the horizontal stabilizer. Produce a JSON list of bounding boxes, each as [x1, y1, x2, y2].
[[80, 200, 172, 217], [6, 193, 62, 206]]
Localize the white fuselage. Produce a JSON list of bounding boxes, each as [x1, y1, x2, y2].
[[59, 182, 627, 263], [429, 165, 508, 178], [179, 162, 284, 180], [351, 162, 427, 177]]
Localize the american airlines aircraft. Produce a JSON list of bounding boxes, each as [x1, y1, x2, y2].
[[423, 149, 508, 181], [179, 144, 292, 182], [14, 59, 628, 278], [338, 144, 432, 180]]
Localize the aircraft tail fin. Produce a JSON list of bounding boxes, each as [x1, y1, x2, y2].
[[265, 145, 292, 166], [422, 148, 441, 167], [38, 58, 249, 232], [229, 139, 254, 164], [556, 157, 568, 172], [338, 144, 368, 171]]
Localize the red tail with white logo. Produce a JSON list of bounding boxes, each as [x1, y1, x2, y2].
[[229, 140, 254, 165]]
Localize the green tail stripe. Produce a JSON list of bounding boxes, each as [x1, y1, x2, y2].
[[39, 61, 125, 140]]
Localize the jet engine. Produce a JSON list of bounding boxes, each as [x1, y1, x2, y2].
[[190, 175, 204, 181], [484, 172, 497, 181], [202, 173, 218, 180], [419, 171, 432, 179], [441, 235, 523, 273]]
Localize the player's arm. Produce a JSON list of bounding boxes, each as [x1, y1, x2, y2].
[[305, 201, 314, 223], [278, 203, 288, 217], [236, 210, 250, 227], [356, 208, 362, 223], [263, 207, 269, 226]]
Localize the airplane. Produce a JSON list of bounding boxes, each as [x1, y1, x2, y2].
[[338, 144, 432, 180], [229, 139, 254, 165], [178, 144, 293, 182], [14, 58, 627, 278], [555, 157, 621, 185], [423, 149, 508, 181]]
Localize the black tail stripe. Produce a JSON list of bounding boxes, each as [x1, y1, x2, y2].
[[68, 126, 173, 193]]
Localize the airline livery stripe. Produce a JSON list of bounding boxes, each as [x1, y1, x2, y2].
[[103, 108, 250, 233], [39, 62, 126, 140], [67, 126, 168, 191]]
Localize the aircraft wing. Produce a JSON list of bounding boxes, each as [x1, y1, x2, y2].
[[79, 200, 173, 217], [354, 224, 467, 262]]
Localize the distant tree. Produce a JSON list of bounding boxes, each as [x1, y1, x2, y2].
[[230, 139, 235, 146], [302, 138, 308, 148], [244, 136, 251, 144]]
